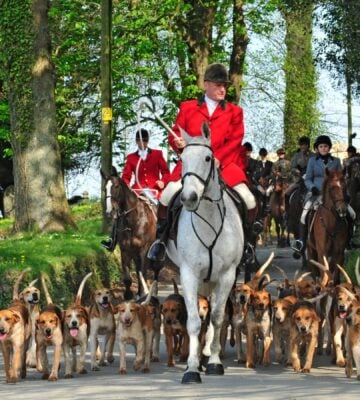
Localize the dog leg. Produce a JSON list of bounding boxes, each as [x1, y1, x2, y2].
[[119, 339, 127, 374], [246, 330, 255, 368], [134, 338, 145, 371], [48, 344, 61, 381], [64, 343, 73, 378], [151, 327, 160, 362], [90, 334, 99, 371], [333, 322, 345, 367], [106, 330, 115, 364], [352, 346, 360, 380], [273, 333, 283, 363], [1, 344, 12, 383], [262, 335, 272, 366], [143, 330, 153, 373], [77, 341, 88, 374], [165, 329, 175, 367], [38, 345, 49, 380], [302, 337, 317, 373], [290, 339, 301, 372]]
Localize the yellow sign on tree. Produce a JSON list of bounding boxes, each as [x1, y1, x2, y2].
[[102, 107, 112, 124]]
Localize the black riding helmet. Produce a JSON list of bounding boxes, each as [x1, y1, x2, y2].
[[259, 148, 268, 157], [314, 135, 332, 149], [298, 136, 310, 146], [243, 142, 253, 152]]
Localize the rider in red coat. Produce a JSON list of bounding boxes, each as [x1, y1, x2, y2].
[[122, 129, 170, 200], [101, 129, 169, 251], [148, 63, 259, 262]]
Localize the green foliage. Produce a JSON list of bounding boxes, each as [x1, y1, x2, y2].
[[0, 201, 121, 308], [316, 0, 360, 95]]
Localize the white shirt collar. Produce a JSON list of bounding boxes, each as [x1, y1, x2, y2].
[[138, 147, 148, 160], [205, 95, 219, 117]]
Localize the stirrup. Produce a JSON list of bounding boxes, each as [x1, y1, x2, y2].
[[291, 239, 303, 253], [147, 240, 166, 262], [252, 220, 263, 236], [243, 243, 255, 264]]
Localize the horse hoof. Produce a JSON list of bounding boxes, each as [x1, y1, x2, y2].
[[205, 363, 224, 375], [201, 355, 210, 368], [181, 371, 202, 384], [292, 251, 301, 260]]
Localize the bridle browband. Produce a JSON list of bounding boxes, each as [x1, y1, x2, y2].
[[181, 142, 226, 282]]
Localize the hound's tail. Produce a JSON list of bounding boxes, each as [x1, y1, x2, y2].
[[13, 267, 31, 301], [171, 278, 179, 295], [40, 273, 53, 305], [75, 272, 93, 306]]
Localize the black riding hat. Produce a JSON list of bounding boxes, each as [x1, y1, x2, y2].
[[259, 148, 268, 156], [314, 135, 332, 149], [136, 129, 149, 141], [243, 142, 253, 152], [204, 63, 231, 84], [299, 136, 310, 146]]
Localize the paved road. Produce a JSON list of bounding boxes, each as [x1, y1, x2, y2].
[[1, 245, 359, 399]]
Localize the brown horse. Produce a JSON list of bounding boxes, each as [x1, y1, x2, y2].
[[269, 175, 289, 247], [101, 169, 157, 298], [307, 169, 348, 284]]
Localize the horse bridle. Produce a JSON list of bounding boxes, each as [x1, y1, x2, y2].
[[181, 142, 226, 282]]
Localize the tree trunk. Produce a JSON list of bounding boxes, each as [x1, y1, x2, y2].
[[281, 0, 320, 153], [8, 0, 75, 232]]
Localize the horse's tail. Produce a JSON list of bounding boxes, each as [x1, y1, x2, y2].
[[13, 267, 32, 301], [75, 272, 93, 306], [40, 273, 53, 305], [171, 278, 179, 295]]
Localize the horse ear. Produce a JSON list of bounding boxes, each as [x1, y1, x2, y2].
[[201, 122, 211, 140], [179, 125, 192, 144]]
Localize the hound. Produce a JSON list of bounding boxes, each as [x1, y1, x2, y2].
[[290, 301, 320, 373], [88, 286, 116, 371], [116, 282, 157, 374], [272, 296, 297, 365], [244, 277, 272, 368], [63, 272, 92, 378], [344, 292, 360, 380], [0, 300, 30, 383], [13, 267, 41, 368], [161, 279, 189, 367], [36, 274, 63, 381]]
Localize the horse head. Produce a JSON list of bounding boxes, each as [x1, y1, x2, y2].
[[101, 167, 129, 216], [323, 169, 347, 218], [179, 123, 218, 211]]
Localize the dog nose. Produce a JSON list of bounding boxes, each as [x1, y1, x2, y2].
[[33, 293, 38, 300], [339, 305, 345, 311], [300, 326, 306, 333], [45, 328, 52, 335], [165, 319, 172, 325], [103, 296, 108, 302], [346, 316, 352, 325], [71, 321, 78, 327], [0, 328, 4, 334]]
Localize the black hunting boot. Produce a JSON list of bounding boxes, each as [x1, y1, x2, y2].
[[147, 204, 168, 262], [101, 220, 118, 252], [292, 222, 306, 259]]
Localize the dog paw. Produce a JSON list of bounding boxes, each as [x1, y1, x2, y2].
[[229, 338, 235, 347], [41, 373, 50, 380], [151, 356, 159, 362], [142, 367, 150, 373], [356, 374, 360, 381], [345, 367, 352, 378], [133, 361, 142, 371], [301, 368, 310, 373], [336, 359, 345, 368], [246, 362, 255, 369], [107, 355, 115, 364], [119, 368, 127, 375], [78, 368, 87, 374], [98, 360, 106, 366], [6, 376, 17, 384], [48, 374, 58, 381], [167, 361, 176, 367], [64, 374, 73, 379], [91, 365, 100, 371]]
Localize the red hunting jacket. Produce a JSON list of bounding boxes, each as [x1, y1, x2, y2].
[[121, 148, 170, 197], [169, 97, 248, 187]]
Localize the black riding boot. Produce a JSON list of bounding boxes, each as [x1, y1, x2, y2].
[[346, 217, 355, 250], [292, 222, 306, 257], [147, 204, 168, 262], [101, 219, 118, 252]]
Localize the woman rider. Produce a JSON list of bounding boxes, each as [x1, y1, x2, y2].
[[294, 135, 342, 255]]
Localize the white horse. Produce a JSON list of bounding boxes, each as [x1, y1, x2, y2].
[[166, 123, 244, 384]]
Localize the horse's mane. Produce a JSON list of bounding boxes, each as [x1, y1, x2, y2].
[[322, 169, 343, 191]]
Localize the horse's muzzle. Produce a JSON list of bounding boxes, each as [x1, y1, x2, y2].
[[180, 190, 199, 211]]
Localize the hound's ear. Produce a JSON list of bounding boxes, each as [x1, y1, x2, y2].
[[12, 312, 20, 324], [201, 122, 211, 140]]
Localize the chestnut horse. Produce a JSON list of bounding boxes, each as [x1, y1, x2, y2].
[[101, 169, 157, 298], [307, 169, 348, 284]]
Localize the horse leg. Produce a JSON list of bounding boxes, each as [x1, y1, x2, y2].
[[206, 271, 235, 375], [120, 251, 133, 300], [179, 269, 202, 384]]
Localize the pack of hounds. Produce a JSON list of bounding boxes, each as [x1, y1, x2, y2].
[[1, 254, 360, 384]]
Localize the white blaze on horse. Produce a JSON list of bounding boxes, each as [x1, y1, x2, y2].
[[166, 123, 244, 384]]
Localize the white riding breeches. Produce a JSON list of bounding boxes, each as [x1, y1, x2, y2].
[[159, 180, 256, 210]]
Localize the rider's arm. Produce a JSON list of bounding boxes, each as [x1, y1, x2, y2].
[[121, 155, 133, 186], [304, 157, 315, 191]]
